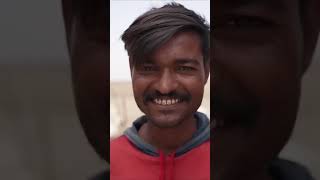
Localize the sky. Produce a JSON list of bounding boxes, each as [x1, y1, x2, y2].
[[110, 0, 210, 82]]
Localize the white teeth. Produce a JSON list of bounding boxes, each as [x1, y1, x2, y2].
[[167, 100, 172, 105], [153, 98, 180, 105]]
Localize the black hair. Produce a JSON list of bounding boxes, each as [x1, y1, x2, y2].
[[121, 2, 210, 67]]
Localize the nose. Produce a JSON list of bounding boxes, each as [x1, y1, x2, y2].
[[155, 69, 178, 94]]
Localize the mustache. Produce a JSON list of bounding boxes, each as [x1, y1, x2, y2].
[[143, 90, 191, 104]]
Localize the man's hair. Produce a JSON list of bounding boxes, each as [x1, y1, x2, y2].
[[121, 2, 210, 67]]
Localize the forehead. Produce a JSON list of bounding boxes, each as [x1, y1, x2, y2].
[[147, 31, 203, 64]]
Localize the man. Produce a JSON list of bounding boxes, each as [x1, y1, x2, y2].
[[213, 0, 319, 180], [61, 0, 108, 179], [110, 3, 210, 180]]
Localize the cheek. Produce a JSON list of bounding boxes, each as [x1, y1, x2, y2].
[[179, 77, 206, 97], [132, 77, 149, 99], [214, 37, 301, 101]]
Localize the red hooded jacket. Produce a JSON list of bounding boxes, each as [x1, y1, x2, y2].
[[110, 112, 210, 180]]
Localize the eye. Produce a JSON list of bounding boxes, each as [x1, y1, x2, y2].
[[144, 66, 156, 71], [231, 17, 270, 27], [213, 15, 276, 44], [177, 66, 195, 72], [139, 64, 158, 72], [214, 15, 274, 30]]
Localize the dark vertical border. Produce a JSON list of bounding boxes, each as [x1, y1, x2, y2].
[[210, 1, 214, 179], [106, 0, 111, 177]]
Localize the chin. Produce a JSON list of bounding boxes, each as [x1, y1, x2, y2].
[[148, 113, 184, 128]]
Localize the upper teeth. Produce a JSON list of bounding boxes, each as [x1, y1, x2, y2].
[[154, 98, 180, 105]]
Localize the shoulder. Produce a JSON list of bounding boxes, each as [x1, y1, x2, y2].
[[89, 170, 109, 180], [196, 139, 210, 151], [110, 135, 132, 156], [269, 159, 315, 180], [110, 135, 127, 146]]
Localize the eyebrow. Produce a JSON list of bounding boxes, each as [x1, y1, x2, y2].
[[175, 58, 201, 66], [219, 0, 287, 11], [227, 0, 278, 6]]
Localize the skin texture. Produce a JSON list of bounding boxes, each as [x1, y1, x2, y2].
[[134, 31, 209, 154], [61, 0, 108, 162], [212, 0, 319, 179]]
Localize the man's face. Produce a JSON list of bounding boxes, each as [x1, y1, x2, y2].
[[131, 31, 209, 128], [213, 0, 306, 178]]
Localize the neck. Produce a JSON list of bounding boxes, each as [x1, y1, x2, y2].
[[138, 115, 197, 155]]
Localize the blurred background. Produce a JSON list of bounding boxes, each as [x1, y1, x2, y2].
[[280, 37, 320, 178], [0, 0, 105, 179], [0, 0, 319, 180]]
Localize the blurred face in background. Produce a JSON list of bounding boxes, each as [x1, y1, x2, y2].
[[62, 0, 108, 162], [213, 0, 319, 179]]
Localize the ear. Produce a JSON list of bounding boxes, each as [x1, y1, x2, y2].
[[301, 0, 320, 74]]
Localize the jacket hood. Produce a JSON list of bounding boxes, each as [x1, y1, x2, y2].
[[122, 112, 210, 180], [124, 111, 210, 157], [269, 159, 315, 180]]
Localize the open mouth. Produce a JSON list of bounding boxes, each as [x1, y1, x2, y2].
[[212, 112, 257, 131], [212, 99, 259, 130], [152, 98, 182, 106]]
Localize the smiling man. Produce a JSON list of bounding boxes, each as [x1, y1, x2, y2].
[[213, 0, 319, 180], [110, 3, 210, 180]]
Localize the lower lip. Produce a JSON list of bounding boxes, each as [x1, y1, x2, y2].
[[212, 116, 234, 130]]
